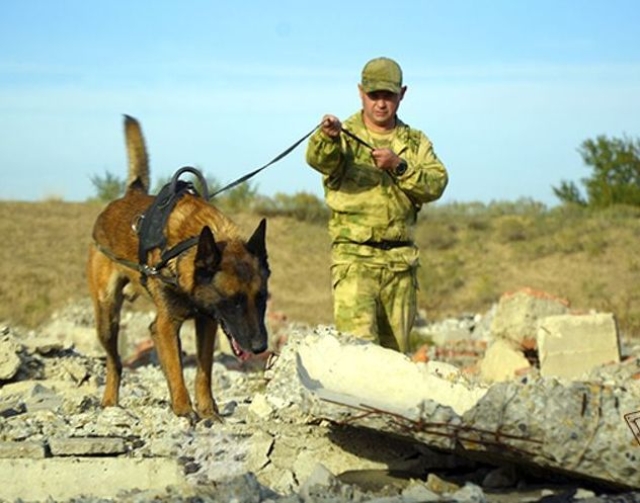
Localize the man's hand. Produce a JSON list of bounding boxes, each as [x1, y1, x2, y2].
[[321, 115, 342, 138], [371, 148, 402, 171]]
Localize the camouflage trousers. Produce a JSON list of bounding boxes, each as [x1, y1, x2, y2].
[[330, 244, 419, 353]]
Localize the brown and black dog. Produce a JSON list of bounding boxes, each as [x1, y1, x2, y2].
[[87, 115, 269, 420]]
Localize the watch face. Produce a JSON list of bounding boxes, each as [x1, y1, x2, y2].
[[395, 161, 407, 175]]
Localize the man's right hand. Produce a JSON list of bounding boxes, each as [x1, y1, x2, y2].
[[321, 115, 342, 138]]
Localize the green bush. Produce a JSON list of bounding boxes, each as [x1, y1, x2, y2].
[[495, 215, 529, 243], [89, 170, 126, 202], [254, 192, 329, 223]]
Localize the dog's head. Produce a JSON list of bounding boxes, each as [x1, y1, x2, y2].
[[192, 218, 270, 358]]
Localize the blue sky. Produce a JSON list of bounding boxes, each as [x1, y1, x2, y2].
[[1, 1, 639, 206]]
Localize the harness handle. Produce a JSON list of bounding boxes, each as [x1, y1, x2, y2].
[[169, 166, 210, 201]]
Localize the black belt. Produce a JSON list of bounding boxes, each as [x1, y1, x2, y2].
[[362, 240, 414, 250]]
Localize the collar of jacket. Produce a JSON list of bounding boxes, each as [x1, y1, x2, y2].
[[344, 112, 412, 149]]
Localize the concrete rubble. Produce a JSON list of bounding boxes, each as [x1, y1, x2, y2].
[[0, 288, 639, 502], [267, 330, 639, 489]]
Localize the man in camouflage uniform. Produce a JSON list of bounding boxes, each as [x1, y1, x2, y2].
[[305, 57, 448, 353]]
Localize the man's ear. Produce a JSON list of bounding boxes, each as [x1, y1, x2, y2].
[[194, 226, 221, 285], [358, 84, 366, 101]]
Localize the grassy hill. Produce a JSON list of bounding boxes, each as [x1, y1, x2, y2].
[[1, 199, 639, 338]]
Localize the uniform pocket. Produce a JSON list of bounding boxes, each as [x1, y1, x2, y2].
[[330, 263, 351, 290]]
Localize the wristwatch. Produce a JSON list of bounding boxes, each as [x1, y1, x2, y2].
[[394, 159, 408, 176]]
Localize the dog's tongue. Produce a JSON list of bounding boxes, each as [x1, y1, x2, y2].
[[230, 337, 251, 362]]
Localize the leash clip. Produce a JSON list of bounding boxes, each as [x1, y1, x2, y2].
[[140, 264, 159, 277]]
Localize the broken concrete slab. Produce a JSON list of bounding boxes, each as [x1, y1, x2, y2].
[[538, 312, 621, 379], [0, 457, 185, 501], [24, 382, 64, 412], [295, 332, 488, 418], [0, 441, 46, 458], [0, 331, 23, 380], [462, 378, 639, 488], [266, 329, 640, 490]]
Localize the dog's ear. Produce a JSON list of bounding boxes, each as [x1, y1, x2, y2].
[[246, 218, 267, 261], [194, 226, 221, 284]]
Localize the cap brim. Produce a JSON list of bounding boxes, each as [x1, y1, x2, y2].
[[361, 82, 402, 94]]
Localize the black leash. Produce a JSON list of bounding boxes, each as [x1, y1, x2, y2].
[[207, 121, 376, 200], [94, 120, 378, 284], [340, 127, 375, 150], [208, 123, 322, 199]]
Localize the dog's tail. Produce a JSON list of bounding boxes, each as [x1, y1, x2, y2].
[[124, 114, 150, 193]]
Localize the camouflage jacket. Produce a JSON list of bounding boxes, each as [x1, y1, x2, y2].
[[306, 112, 448, 245]]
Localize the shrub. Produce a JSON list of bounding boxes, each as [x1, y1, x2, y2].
[[254, 192, 329, 223]]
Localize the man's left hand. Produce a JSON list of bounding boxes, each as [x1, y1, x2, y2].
[[371, 148, 401, 171]]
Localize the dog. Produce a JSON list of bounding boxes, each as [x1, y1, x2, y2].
[[87, 115, 269, 420]]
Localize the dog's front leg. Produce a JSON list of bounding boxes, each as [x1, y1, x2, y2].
[[194, 315, 220, 421], [150, 314, 193, 417]]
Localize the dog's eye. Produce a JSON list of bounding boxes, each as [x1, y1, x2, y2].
[[219, 294, 246, 313]]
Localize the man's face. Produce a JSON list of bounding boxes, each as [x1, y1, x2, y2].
[[358, 86, 406, 131]]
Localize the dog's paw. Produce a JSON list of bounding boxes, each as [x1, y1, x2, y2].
[[199, 413, 224, 427], [196, 404, 224, 424]]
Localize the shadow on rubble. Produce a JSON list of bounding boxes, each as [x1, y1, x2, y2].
[[326, 423, 633, 501]]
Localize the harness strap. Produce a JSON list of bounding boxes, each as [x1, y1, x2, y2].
[[154, 236, 200, 273], [94, 242, 143, 273], [94, 236, 199, 288]]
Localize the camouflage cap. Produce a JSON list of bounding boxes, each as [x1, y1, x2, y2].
[[361, 57, 403, 94]]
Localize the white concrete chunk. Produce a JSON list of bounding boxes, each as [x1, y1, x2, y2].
[[537, 313, 620, 379], [479, 339, 531, 383], [296, 333, 487, 417]]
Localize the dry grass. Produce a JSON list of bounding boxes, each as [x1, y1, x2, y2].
[[0, 201, 333, 329], [416, 204, 640, 336], [2, 200, 640, 338]]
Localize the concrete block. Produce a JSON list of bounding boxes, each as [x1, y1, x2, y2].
[[49, 436, 128, 456], [491, 288, 569, 345], [537, 313, 620, 379], [0, 441, 46, 459], [479, 339, 531, 383], [0, 457, 185, 501]]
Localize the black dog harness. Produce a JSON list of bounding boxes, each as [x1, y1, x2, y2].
[[95, 167, 209, 287]]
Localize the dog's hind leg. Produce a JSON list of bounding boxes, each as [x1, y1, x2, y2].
[[93, 279, 126, 408], [194, 315, 221, 420], [87, 247, 126, 408], [151, 313, 194, 418]]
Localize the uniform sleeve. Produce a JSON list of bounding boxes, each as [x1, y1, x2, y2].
[[305, 129, 347, 181], [395, 132, 448, 205]]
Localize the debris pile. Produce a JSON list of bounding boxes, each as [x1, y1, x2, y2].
[[0, 288, 639, 502]]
